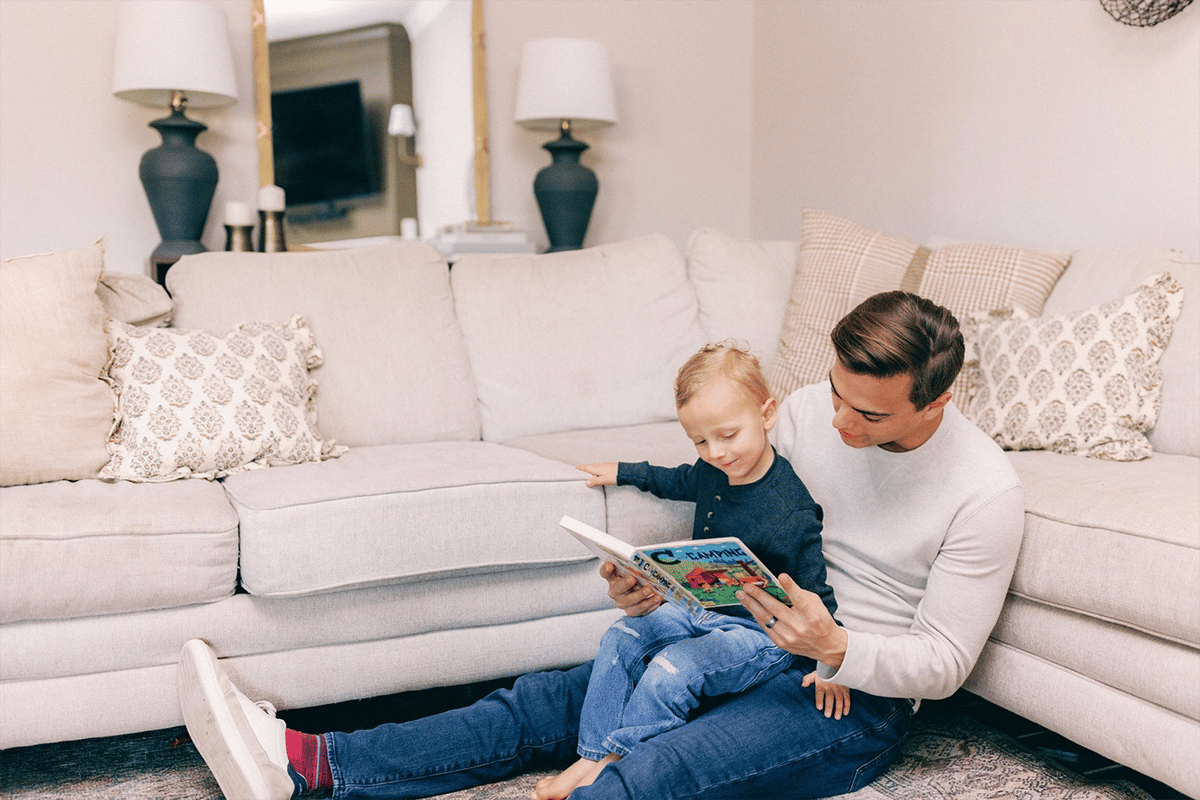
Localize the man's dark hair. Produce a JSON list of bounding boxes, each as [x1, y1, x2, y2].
[[830, 291, 964, 409]]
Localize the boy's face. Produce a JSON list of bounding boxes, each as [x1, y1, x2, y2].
[[678, 375, 777, 485], [828, 360, 949, 453]]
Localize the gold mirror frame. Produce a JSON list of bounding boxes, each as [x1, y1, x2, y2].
[[251, 0, 491, 226]]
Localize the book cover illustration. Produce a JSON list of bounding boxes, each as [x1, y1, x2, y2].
[[559, 516, 791, 616], [632, 541, 791, 610]]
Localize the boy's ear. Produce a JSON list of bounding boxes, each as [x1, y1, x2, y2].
[[761, 396, 779, 431]]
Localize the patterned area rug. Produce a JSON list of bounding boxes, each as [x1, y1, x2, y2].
[[0, 705, 1153, 800]]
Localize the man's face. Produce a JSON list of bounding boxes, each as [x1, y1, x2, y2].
[[678, 375, 777, 485], [828, 361, 947, 453]]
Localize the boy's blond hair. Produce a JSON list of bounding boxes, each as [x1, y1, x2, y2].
[[674, 341, 772, 409]]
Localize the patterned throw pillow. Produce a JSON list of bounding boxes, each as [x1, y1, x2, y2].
[[101, 315, 346, 482], [767, 210, 1070, 402], [961, 272, 1184, 461]]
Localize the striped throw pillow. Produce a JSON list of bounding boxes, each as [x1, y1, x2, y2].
[[767, 209, 1071, 405]]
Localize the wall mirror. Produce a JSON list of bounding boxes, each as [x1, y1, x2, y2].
[[252, 0, 491, 247]]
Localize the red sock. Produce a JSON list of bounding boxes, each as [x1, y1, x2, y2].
[[285, 728, 332, 792]]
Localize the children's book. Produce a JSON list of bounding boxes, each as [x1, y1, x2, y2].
[[559, 515, 792, 616]]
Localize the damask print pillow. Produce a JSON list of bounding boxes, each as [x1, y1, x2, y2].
[[101, 315, 346, 482], [961, 272, 1184, 460]]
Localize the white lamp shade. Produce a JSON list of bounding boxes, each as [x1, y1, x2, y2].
[[388, 103, 416, 137], [112, 0, 237, 108], [514, 38, 617, 131]]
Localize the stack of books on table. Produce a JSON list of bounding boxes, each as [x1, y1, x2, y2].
[[430, 222, 537, 259]]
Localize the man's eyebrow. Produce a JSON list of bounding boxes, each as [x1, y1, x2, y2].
[[828, 371, 891, 419]]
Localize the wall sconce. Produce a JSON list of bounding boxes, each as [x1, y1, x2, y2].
[[388, 103, 423, 168]]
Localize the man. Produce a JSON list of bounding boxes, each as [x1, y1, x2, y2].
[[179, 291, 1024, 800]]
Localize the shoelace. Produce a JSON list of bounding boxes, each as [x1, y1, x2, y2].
[[255, 700, 278, 717]]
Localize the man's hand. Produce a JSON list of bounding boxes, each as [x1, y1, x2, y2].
[[600, 561, 662, 617], [577, 463, 618, 487], [802, 670, 851, 720], [737, 573, 848, 668]]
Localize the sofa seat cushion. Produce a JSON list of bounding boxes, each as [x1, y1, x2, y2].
[[222, 442, 607, 597], [505, 422, 697, 547], [1006, 450, 1200, 645], [0, 479, 238, 623]]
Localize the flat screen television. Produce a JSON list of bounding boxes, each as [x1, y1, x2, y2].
[[271, 80, 379, 213]]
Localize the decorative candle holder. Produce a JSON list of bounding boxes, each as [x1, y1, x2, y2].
[[224, 224, 254, 252], [258, 210, 287, 253]]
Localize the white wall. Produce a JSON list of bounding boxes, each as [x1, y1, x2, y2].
[[2, 1, 1197, 272], [0, 0, 258, 274], [483, 0, 756, 251], [751, 0, 1200, 255]]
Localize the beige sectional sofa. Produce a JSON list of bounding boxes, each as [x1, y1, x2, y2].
[[1, 221, 1196, 797]]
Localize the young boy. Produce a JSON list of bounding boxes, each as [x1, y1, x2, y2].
[[531, 342, 844, 800]]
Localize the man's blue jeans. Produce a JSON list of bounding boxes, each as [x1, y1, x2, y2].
[[578, 604, 795, 759], [324, 660, 913, 800]]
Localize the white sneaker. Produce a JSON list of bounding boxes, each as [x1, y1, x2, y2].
[[178, 639, 302, 800]]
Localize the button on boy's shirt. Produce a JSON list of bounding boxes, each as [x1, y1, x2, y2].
[[617, 450, 837, 620]]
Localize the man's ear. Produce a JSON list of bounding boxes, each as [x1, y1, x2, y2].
[[761, 396, 779, 431], [921, 391, 952, 418]]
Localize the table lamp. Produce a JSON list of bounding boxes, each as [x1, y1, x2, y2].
[[112, 0, 237, 270], [514, 38, 617, 252]]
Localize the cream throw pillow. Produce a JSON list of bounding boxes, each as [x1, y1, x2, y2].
[[961, 272, 1184, 460], [685, 229, 798, 366], [768, 210, 1071, 402], [0, 242, 115, 486], [102, 315, 346, 481]]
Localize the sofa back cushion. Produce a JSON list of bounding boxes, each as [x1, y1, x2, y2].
[[167, 244, 480, 447], [685, 229, 798, 368], [0, 243, 114, 486], [452, 235, 707, 442], [1042, 248, 1198, 457]]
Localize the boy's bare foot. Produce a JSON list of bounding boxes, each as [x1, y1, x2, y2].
[[530, 754, 621, 800]]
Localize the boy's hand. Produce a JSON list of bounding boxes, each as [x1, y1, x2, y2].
[[577, 462, 618, 487], [600, 561, 662, 617], [802, 670, 851, 720]]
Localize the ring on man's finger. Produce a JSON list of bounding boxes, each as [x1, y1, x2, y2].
[[765, 615, 778, 629]]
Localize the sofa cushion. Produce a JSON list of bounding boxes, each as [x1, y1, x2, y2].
[[222, 442, 607, 597], [963, 273, 1184, 460], [167, 244, 480, 447], [97, 270, 172, 327], [0, 479, 239, 623], [451, 235, 708, 442], [768, 210, 1069, 402], [1006, 450, 1200, 646], [685, 229, 798, 367], [0, 242, 114, 486], [102, 315, 346, 481], [987, 596, 1200, 723], [505, 422, 698, 548], [1043, 248, 1198, 458]]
